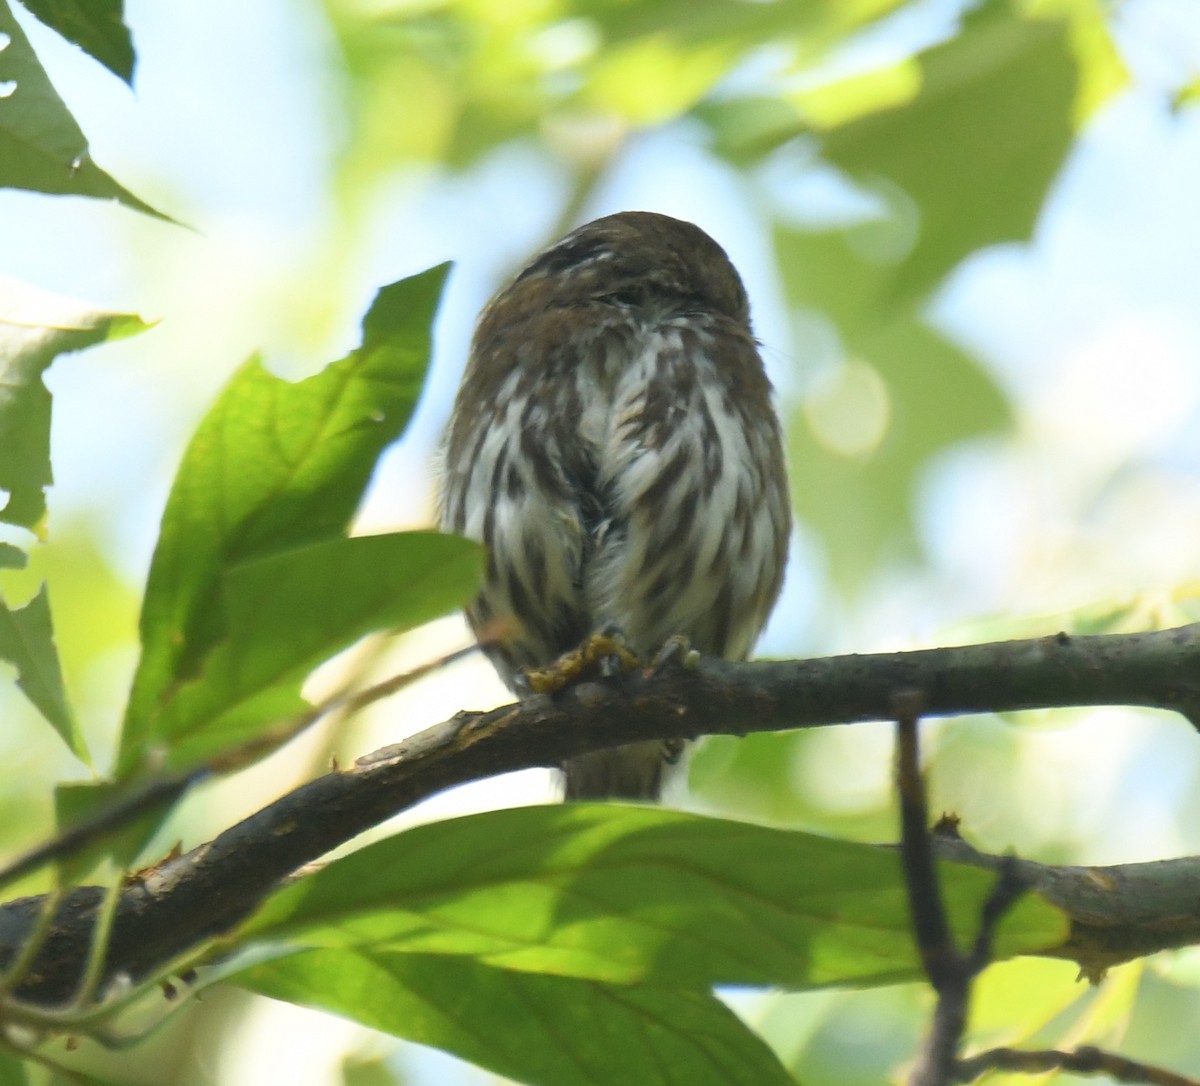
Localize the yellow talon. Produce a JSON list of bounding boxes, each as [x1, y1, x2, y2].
[[523, 630, 642, 695]]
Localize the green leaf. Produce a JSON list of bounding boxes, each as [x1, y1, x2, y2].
[[967, 957, 1097, 1048], [153, 531, 482, 769], [584, 34, 738, 124], [585, 0, 907, 53], [119, 266, 451, 775], [776, 226, 1012, 590], [0, 277, 150, 532], [0, 544, 27, 569], [0, 584, 84, 761], [51, 773, 193, 884], [577, 0, 910, 130], [1175, 78, 1200, 113], [693, 96, 807, 165], [242, 806, 1067, 990], [236, 950, 796, 1086], [820, 0, 1079, 301], [341, 1055, 396, 1086], [48, 1069, 143, 1086], [324, 0, 909, 189], [0, 1041, 33, 1084], [0, 0, 164, 216], [19, 0, 135, 84]]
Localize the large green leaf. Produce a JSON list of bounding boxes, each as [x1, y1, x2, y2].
[[0, 583, 82, 760], [119, 265, 451, 775], [0, 0, 162, 214], [19, 0, 135, 84], [153, 531, 482, 769], [776, 226, 1012, 590], [819, 0, 1080, 301], [242, 806, 1066, 990], [236, 950, 796, 1086], [0, 277, 149, 532]]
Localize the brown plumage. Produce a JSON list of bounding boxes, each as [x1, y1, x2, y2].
[[438, 211, 790, 799]]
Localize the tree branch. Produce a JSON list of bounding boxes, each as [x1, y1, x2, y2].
[[954, 1046, 1200, 1085], [2, 623, 1200, 1007], [896, 691, 1029, 1086]]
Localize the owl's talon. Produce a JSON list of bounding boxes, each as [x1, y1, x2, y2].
[[650, 634, 692, 672], [523, 628, 642, 695], [511, 671, 534, 698]]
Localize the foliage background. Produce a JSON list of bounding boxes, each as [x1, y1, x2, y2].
[[3, 0, 1200, 1082]]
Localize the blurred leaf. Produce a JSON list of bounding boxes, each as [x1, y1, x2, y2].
[[154, 531, 482, 769], [51, 773, 192, 885], [776, 226, 1012, 590], [3, 523, 139, 689], [690, 729, 898, 841], [0, 0, 164, 215], [693, 96, 806, 165], [0, 1060, 136, 1086], [1057, 0, 1127, 123], [327, 6, 535, 177], [689, 1, 1123, 170], [1056, 960, 1143, 1055], [323, 0, 911, 190], [0, 1048, 32, 1085], [819, 0, 1080, 302], [341, 1053, 399, 1086], [119, 265, 451, 775], [238, 950, 795, 1086], [48, 1069, 143, 1086], [968, 957, 1093, 1046], [0, 277, 150, 532], [791, 56, 924, 130], [242, 805, 1066, 989], [0, 544, 27, 569], [0, 584, 84, 761], [19, 0, 136, 84], [584, 33, 734, 123], [581, 0, 907, 51], [1175, 78, 1200, 113]]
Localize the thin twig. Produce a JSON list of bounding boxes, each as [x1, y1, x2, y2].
[[0, 772, 202, 895], [895, 690, 953, 983], [895, 698, 1191, 1086], [0, 885, 64, 996], [71, 876, 124, 1008], [896, 691, 967, 1086], [895, 690, 1028, 1086], [338, 643, 480, 716], [954, 1045, 1200, 1085]]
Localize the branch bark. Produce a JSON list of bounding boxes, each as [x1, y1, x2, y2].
[[3, 623, 1200, 1007]]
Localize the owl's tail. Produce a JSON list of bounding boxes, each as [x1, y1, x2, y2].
[[561, 740, 682, 801]]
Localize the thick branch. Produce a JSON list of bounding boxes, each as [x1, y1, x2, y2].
[[3, 623, 1200, 1006]]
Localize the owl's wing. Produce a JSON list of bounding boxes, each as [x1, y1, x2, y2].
[[439, 356, 598, 679]]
